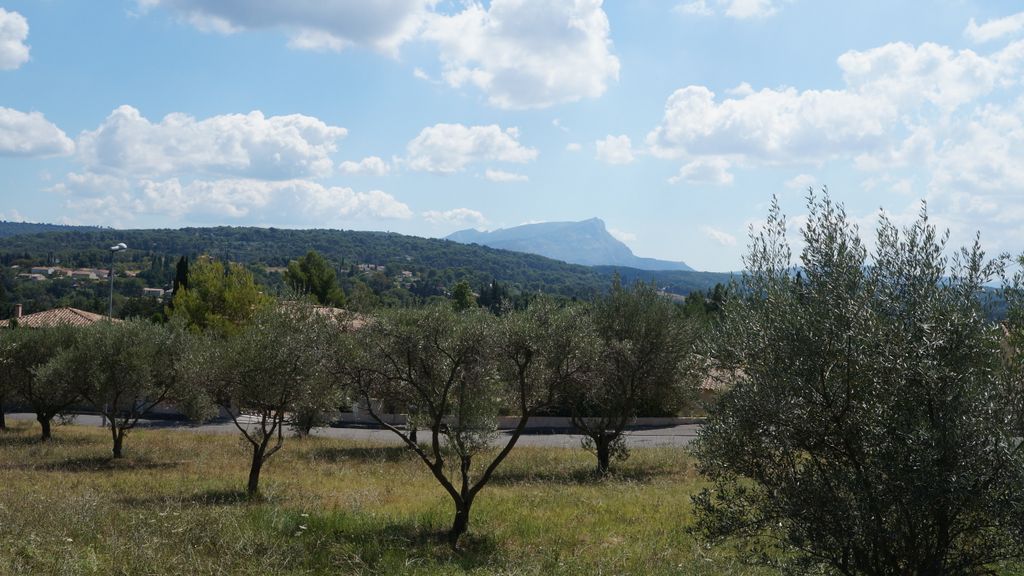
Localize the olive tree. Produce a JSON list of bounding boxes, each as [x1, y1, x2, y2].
[[192, 302, 336, 497], [566, 279, 697, 474], [0, 325, 80, 440], [68, 319, 191, 458], [694, 194, 1024, 575], [341, 301, 589, 547]]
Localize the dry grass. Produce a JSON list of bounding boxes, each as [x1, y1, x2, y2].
[[0, 421, 765, 575]]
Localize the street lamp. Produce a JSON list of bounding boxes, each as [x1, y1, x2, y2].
[[108, 242, 127, 319]]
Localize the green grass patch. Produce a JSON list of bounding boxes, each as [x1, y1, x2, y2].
[[0, 421, 764, 575]]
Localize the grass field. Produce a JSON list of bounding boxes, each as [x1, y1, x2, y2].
[[0, 421, 765, 575]]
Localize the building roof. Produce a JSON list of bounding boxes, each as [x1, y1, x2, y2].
[[0, 307, 114, 328]]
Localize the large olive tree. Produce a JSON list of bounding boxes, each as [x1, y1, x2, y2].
[[694, 194, 1024, 575], [566, 279, 697, 474], [67, 319, 192, 458], [193, 301, 337, 497], [342, 300, 589, 547], [0, 325, 81, 440]]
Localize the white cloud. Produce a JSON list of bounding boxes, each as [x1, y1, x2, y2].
[[674, 1, 714, 17], [785, 173, 816, 190], [890, 178, 914, 195], [647, 40, 1024, 166], [137, 0, 432, 55], [141, 1, 619, 110], [608, 227, 637, 243], [722, 0, 781, 19], [484, 168, 528, 182], [339, 156, 390, 175], [421, 0, 620, 109], [0, 209, 25, 221], [674, 0, 786, 19], [406, 123, 537, 173], [0, 107, 75, 157], [422, 208, 487, 227], [669, 157, 734, 185], [702, 226, 737, 246], [595, 134, 634, 165], [566, 142, 582, 152], [0, 8, 29, 70], [77, 105, 347, 179], [965, 12, 1024, 43], [52, 174, 412, 225]]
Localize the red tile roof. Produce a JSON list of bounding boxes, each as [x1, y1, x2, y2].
[[0, 307, 115, 328]]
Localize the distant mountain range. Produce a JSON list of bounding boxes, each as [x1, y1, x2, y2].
[[0, 222, 731, 298], [447, 218, 694, 271]]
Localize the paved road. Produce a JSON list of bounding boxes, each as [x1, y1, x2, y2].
[[6, 413, 700, 448]]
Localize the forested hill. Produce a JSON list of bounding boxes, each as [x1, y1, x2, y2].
[[0, 221, 104, 238], [0, 226, 729, 298]]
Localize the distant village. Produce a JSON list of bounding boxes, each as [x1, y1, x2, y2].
[[12, 265, 169, 299], [8, 261, 425, 304]]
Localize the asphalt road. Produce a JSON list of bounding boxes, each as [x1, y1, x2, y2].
[[5, 413, 701, 448]]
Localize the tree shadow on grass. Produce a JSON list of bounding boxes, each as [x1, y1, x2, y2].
[[298, 514, 500, 572], [0, 431, 101, 448], [121, 488, 252, 508], [38, 455, 183, 473], [308, 445, 416, 464]]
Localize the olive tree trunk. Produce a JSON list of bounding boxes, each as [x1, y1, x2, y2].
[[37, 415, 52, 441]]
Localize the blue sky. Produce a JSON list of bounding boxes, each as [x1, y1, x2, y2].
[[2, 1, 1024, 272]]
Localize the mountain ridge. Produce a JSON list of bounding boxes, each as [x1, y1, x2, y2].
[[447, 218, 694, 271]]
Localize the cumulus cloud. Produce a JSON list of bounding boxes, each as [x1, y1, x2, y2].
[[137, 0, 432, 55], [0, 107, 75, 157], [669, 157, 733, 185], [595, 134, 634, 165], [0, 209, 25, 222], [338, 156, 390, 175], [484, 168, 528, 182], [141, 1, 620, 109], [647, 40, 1024, 167], [608, 227, 637, 243], [77, 105, 347, 179], [0, 8, 29, 70], [52, 174, 412, 225], [785, 173, 816, 190], [965, 12, 1024, 43], [702, 226, 737, 246], [422, 207, 487, 227], [421, 0, 620, 109], [566, 142, 582, 152], [406, 123, 537, 173], [675, 0, 786, 19]]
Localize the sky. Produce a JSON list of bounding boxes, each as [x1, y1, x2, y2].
[[2, 1, 1024, 272]]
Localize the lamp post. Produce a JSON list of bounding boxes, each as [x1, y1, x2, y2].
[[103, 242, 127, 428], [108, 242, 127, 319]]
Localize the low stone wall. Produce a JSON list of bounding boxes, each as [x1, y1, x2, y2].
[[335, 412, 703, 429]]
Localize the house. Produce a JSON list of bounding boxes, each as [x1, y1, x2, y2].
[[16, 273, 47, 282], [0, 305, 114, 328], [30, 266, 55, 276], [142, 288, 165, 299]]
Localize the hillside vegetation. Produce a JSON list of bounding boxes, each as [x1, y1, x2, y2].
[[0, 225, 730, 300]]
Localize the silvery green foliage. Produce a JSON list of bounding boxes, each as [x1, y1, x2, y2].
[[68, 319, 194, 457], [694, 193, 1024, 575], [1, 325, 80, 439], [566, 279, 697, 474], [344, 300, 591, 546], [193, 300, 338, 495]]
